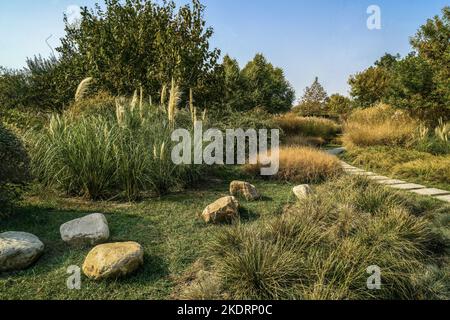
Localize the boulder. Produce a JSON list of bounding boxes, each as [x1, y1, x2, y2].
[[0, 232, 44, 272], [293, 185, 313, 200], [230, 181, 260, 201], [82, 242, 144, 280], [202, 196, 239, 224], [60, 213, 110, 246]]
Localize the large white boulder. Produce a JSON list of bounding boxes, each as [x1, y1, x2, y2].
[[60, 213, 110, 246], [293, 185, 313, 200], [0, 232, 45, 272]]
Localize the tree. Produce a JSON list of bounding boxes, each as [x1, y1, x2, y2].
[[221, 55, 244, 110], [388, 53, 445, 121], [239, 54, 295, 114], [295, 77, 329, 116], [409, 6, 450, 120], [328, 93, 353, 118], [56, 0, 221, 106], [349, 67, 391, 108], [374, 53, 400, 70], [348, 53, 399, 108]]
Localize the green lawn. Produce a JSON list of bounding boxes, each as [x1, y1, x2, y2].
[[0, 171, 295, 300]]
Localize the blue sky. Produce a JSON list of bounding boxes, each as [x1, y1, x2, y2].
[[0, 0, 448, 97]]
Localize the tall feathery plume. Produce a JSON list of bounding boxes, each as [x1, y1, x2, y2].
[[139, 86, 144, 119], [167, 78, 180, 127], [115, 98, 126, 127], [75, 77, 93, 102], [130, 89, 138, 112], [435, 118, 450, 142], [161, 84, 167, 107], [189, 88, 195, 124]]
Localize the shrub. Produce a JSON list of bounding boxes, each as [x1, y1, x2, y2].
[[0, 107, 49, 133], [0, 124, 30, 217], [343, 103, 418, 147], [211, 107, 277, 132], [207, 176, 448, 300], [244, 146, 342, 183], [65, 91, 116, 119], [274, 114, 341, 140]]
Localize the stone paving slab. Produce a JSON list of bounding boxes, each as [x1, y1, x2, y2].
[[349, 171, 376, 176], [434, 195, 450, 203], [343, 168, 365, 172], [376, 179, 407, 185], [389, 183, 426, 190], [410, 188, 450, 196], [331, 150, 450, 204], [367, 175, 391, 181], [328, 147, 346, 156]]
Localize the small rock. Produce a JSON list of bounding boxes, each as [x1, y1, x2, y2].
[[230, 181, 260, 201], [60, 213, 110, 246], [82, 242, 144, 280], [293, 185, 313, 200], [202, 196, 239, 224], [0, 232, 45, 272]]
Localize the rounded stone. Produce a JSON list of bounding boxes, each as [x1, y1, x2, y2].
[[0, 232, 45, 272], [82, 242, 144, 280]]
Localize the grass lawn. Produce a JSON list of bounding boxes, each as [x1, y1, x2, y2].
[[0, 170, 296, 300]]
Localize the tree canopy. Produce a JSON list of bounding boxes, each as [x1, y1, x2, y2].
[[294, 77, 329, 116], [220, 53, 295, 114]]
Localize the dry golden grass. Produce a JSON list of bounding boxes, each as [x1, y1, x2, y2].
[[274, 113, 341, 139], [343, 104, 418, 147], [244, 146, 342, 183], [283, 135, 326, 147]]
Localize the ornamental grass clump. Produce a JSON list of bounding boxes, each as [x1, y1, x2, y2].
[[30, 84, 204, 200], [205, 175, 448, 300]]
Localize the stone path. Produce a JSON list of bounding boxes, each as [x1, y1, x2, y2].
[[327, 148, 450, 204]]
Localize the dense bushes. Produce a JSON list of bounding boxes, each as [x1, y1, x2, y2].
[[201, 176, 449, 300], [30, 98, 204, 200], [0, 124, 30, 216]]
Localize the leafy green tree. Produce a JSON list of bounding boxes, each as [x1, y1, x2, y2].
[[57, 0, 221, 105], [374, 53, 401, 70], [239, 54, 295, 114], [295, 77, 329, 116], [0, 68, 31, 109], [328, 93, 353, 118], [348, 66, 392, 108], [221, 55, 245, 109], [388, 53, 444, 121], [409, 6, 450, 120]]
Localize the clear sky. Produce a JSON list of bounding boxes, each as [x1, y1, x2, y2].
[[0, 0, 448, 98]]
